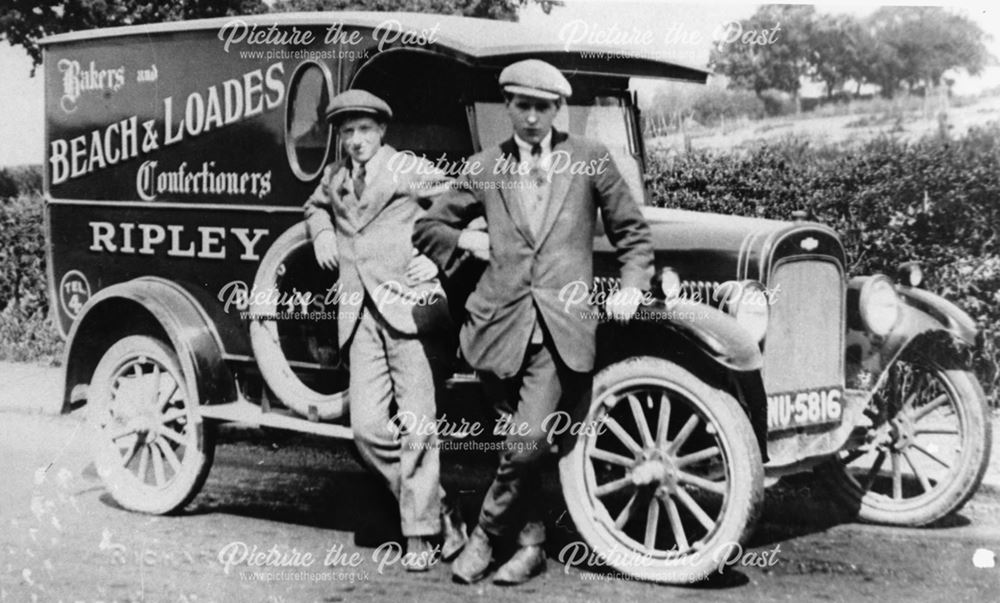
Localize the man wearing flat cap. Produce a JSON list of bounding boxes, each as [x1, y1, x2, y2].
[[414, 59, 653, 584], [303, 89, 466, 571]]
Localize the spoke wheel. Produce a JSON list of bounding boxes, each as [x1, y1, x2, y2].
[[819, 351, 990, 526], [90, 336, 214, 514], [560, 357, 763, 584]]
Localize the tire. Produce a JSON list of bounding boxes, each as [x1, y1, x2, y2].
[[88, 335, 215, 514], [249, 222, 348, 421], [559, 356, 764, 584], [818, 350, 991, 526]]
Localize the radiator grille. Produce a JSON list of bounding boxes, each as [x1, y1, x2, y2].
[[592, 275, 621, 299], [680, 280, 722, 306], [592, 276, 725, 307], [762, 260, 844, 394]]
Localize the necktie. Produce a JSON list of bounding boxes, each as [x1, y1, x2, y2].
[[528, 143, 546, 344], [528, 143, 545, 186], [353, 163, 366, 199]]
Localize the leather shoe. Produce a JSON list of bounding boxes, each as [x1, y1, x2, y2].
[[441, 503, 468, 561], [492, 545, 546, 585], [451, 526, 493, 584], [405, 536, 437, 572]]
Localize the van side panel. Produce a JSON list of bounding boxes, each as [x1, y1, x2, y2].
[[43, 27, 340, 344], [43, 30, 325, 202], [48, 202, 302, 348]]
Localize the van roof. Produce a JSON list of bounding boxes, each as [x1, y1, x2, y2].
[[39, 11, 709, 83]]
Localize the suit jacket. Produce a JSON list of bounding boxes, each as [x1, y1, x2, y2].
[[413, 130, 653, 378], [304, 145, 452, 347]]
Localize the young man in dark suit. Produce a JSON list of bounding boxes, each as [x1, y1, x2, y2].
[[304, 89, 466, 571], [413, 60, 654, 585]]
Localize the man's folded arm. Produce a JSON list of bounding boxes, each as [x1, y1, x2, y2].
[[412, 178, 484, 278], [398, 158, 454, 209]]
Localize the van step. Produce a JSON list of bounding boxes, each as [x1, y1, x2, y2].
[[197, 399, 353, 439]]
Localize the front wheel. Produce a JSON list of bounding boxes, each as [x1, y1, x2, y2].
[[818, 349, 991, 526], [559, 356, 764, 584], [89, 335, 215, 514]]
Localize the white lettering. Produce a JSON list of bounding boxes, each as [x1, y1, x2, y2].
[[243, 70, 264, 118], [231, 228, 269, 261], [137, 224, 166, 255], [168, 225, 196, 258], [200, 227, 227, 259], [89, 222, 116, 252]]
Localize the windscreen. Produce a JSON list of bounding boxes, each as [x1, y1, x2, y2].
[[473, 97, 646, 205]]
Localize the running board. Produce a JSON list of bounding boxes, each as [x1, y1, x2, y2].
[[198, 399, 353, 439]]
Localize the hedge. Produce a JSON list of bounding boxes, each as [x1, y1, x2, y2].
[[649, 125, 1000, 402], [0, 187, 62, 364]]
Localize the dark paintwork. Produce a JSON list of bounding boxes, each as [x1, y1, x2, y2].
[[595, 207, 846, 292], [60, 277, 236, 413]]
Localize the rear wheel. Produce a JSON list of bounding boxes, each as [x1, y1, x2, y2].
[[559, 356, 763, 584], [819, 349, 991, 526], [89, 335, 214, 514]]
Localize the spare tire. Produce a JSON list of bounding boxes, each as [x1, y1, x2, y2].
[[249, 222, 349, 421]]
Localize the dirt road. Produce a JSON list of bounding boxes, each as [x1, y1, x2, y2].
[[1, 411, 999, 603]]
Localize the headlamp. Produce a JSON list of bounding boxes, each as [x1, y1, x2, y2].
[[859, 275, 900, 336]]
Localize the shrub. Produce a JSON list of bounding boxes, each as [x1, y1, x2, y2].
[[647, 82, 765, 131], [0, 193, 62, 364], [648, 124, 1000, 403], [0, 165, 42, 199], [936, 255, 1000, 397], [758, 88, 797, 117], [0, 303, 62, 364], [690, 88, 766, 125], [0, 173, 15, 199]]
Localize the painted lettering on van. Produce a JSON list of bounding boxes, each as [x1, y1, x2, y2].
[[136, 161, 272, 201], [59, 59, 126, 113], [88, 221, 269, 261], [49, 62, 285, 186], [163, 62, 285, 145], [49, 117, 140, 184]]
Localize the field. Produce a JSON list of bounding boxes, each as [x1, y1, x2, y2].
[[649, 93, 1000, 153]]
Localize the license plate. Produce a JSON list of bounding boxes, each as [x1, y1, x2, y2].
[[766, 387, 843, 432]]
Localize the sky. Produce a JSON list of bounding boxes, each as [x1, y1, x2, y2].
[[1, 0, 998, 166]]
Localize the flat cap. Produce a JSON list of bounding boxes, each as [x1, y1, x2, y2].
[[499, 59, 572, 100], [325, 89, 393, 123]]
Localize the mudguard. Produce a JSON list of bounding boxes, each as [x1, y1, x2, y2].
[[61, 276, 235, 413], [641, 297, 763, 371], [599, 297, 768, 459], [846, 276, 978, 390], [896, 285, 977, 345]]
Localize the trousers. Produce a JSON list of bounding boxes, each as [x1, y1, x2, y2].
[[348, 300, 447, 536], [477, 329, 592, 546]]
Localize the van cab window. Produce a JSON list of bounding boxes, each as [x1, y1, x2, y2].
[[285, 61, 333, 181], [473, 97, 646, 204]]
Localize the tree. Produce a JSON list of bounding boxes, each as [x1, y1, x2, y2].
[[2, 0, 555, 70], [808, 13, 867, 99], [271, 0, 528, 20], [863, 7, 992, 98], [1, 0, 268, 69], [708, 4, 816, 108], [711, 6, 993, 102]]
